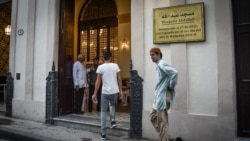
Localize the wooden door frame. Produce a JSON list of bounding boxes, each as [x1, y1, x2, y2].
[[58, 0, 75, 115]]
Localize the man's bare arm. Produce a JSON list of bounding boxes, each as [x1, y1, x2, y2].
[[117, 71, 123, 99]]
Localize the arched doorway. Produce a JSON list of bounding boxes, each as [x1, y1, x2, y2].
[[76, 0, 131, 113], [78, 0, 119, 63], [58, 0, 131, 115], [56, 0, 143, 138]]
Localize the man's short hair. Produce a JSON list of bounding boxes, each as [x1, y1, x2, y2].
[[150, 47, 162, 59], [78, 54, 83, 59], [150, 47, 161, 54], [103, 51, 111, 61]]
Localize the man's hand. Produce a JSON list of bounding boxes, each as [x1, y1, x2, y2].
[[75, 85, 79, 91], [166, 89, 171, 103], [167, 86, 175, 93], [119, 91, 123, 99], [92, 94, 97, 100]]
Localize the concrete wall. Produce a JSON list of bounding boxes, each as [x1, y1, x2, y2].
[[131, 0, 236, 140], [10, 0, 60, 122]]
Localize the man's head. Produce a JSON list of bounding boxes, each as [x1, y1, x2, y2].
[[150, 47, 162, 62], [93, 57, 99, 64], [77, 54, 84, 63], [103, 51, 112, 61]]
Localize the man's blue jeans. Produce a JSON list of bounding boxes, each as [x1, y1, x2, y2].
[[100, 93, 117, 135]]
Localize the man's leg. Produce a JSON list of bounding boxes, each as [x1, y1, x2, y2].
[[77, 87, 84, 113], [96, 85, 102, 111], [150, 109, 160, 132], [101, 94, 109, 135], [109, 94, 117, 120], [150, 109, 170, 141], [82, 88, 85, 112], [158, 109, 170, 141], [88, 84, 94, 112], [109, 94, 117, 128]]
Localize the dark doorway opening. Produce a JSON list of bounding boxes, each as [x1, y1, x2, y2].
[[0, 1, 11, 112], [232, 0, 250, 137], [58, 0, 130, 116]]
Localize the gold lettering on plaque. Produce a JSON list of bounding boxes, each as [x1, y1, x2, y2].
[[153, 2, 205, 43]]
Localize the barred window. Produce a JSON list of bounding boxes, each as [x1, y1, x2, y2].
[[79, 0, 118, 63]]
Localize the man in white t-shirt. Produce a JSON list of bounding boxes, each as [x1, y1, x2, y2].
[[92, 51, 123, 140]]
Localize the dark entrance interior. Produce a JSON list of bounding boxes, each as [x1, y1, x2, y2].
[[0, 1, 11, 111], [58, 0, 131, 116], [232, 0, 250, 137]]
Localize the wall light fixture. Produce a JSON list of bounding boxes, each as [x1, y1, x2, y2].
[[121, 39, 128, 49], [5, 25, 11, 36]]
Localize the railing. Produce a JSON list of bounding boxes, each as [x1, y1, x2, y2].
[[46, 62, 58, 124], [129, 60, 143, 139], [6, 72, 14, 117]]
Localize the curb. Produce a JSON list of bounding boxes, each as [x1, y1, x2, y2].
[[0, 126, 61, 141]]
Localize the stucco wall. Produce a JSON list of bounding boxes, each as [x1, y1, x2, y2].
[[10, 0, 59, 121], [131, 0, 236, 140]]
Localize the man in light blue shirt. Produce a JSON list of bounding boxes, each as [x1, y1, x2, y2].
[[150, 47, 178, 141], [73, 54, 90, 114]]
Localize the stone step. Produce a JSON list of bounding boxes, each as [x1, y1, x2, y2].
[[234, 138, 250, 141], [53, 114, 130, 138], [0, 110, 5, 116]]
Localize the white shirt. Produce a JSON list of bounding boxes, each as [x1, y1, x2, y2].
[[96, 63, 120, 94], [72, 61, 90, 88]]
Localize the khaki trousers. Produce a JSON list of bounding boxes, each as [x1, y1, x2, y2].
[[150, 109, 170, 141]]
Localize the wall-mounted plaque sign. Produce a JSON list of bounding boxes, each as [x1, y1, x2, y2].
[[153, 2, 205, 43]]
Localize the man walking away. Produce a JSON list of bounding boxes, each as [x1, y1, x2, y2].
[[92, 51, 123, 140]]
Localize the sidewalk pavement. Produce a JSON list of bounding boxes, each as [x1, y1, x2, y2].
[[0, 115, 150, 141]]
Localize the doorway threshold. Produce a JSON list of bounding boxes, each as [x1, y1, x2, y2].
[[53, 111, 130, 137], [235, 137, 250, 141]]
